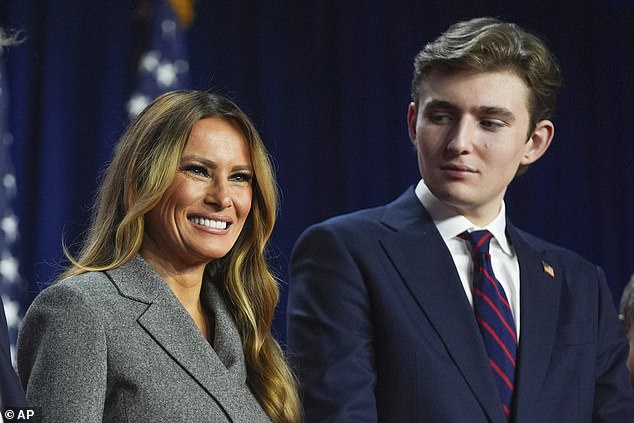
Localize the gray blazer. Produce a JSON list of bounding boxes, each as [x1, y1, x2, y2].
[[17, 255, 271, 422]]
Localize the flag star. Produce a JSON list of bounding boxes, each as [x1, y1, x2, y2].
[[156, 61, 178, 87], [126, 94, 151, 119], [0, 253, 19, 283], [161, 19, 177, 38], [1, 215, 18, 243], [140, 51, 161, 73], [3, 172, 16, 191]]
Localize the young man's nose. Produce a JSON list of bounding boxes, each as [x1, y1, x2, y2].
[[446, 119, 474, 154]]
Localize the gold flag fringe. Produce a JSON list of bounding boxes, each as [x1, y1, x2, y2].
[[168, 0, 195, 27]]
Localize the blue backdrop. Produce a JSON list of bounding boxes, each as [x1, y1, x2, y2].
[[1, 0, 633, 345]]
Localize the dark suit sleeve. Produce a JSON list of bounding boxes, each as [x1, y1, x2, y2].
[[287, 224, 378, 423], [17, 283, 107, 422], [0, 298, 26, 409], [592, 266, 634, 422]]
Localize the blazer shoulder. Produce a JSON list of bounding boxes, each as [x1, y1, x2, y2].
[[27, 271, 118, 318], [320, 204, 388, 229], [296, 205, 391, 252], [53, 271, 115, 296], [300, 186, 420, 239]]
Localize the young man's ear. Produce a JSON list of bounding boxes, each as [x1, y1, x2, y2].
[[407, 102, 418, 144], [521, 119, 554, 165]]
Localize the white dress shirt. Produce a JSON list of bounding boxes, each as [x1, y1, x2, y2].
[[415, 179, 521, 338]]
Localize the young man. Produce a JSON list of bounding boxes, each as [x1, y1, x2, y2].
[[287, 17, 634, 422]]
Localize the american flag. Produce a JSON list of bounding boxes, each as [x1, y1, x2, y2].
[[126, 0, 193, 120], [0, 36, 24, 365]]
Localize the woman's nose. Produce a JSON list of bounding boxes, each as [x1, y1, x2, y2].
[[205, 179, 232, 209]]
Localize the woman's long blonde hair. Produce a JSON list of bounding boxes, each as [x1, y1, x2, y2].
[[61, 90, 301, 422]]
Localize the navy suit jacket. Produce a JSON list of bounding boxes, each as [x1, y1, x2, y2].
[[287, 186, 634, 422], [1, 297, 26, 409]]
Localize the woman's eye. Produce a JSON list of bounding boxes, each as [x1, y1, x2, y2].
[[230, 172, 253, 183], [182, 165, 209, 177]]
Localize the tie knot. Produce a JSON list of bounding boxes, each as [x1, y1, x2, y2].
[[460, 230, 493, 254]]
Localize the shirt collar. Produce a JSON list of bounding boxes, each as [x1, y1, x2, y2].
[[414, 179, 513, 256]]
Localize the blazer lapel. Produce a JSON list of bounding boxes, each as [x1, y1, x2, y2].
[[201, 278, 248, 377], [508, 225, 562, 422], [380, 188, 507, 423], [105, 256, 247, 422]]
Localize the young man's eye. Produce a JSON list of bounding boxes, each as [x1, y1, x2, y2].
[[480, 119, 505, 130], [428, 113, 452, 124]]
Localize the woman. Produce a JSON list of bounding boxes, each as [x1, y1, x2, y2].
[[17, 91, 301, 422]]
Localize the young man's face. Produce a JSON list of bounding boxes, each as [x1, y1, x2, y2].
[[408, 70, 553, 226]]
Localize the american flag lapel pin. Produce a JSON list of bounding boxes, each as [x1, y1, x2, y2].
[[542, 261, 555, 278]]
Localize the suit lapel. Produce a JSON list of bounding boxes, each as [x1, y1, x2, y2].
[[1, 300, 25, 407], [380, 188, 507, 423], [508, 225, 562, 422], [105, 256, 247, 422]]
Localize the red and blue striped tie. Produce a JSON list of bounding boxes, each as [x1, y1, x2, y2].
[[461, 230, 517, 419]]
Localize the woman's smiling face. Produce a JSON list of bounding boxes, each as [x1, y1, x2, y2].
[[142, 117, 253, 269]]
